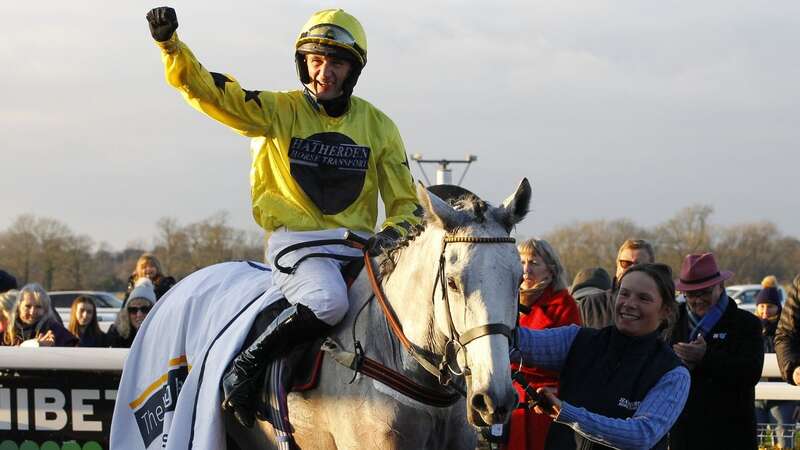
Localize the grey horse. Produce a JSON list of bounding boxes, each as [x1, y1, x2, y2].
[[227, 180, 531, 450]]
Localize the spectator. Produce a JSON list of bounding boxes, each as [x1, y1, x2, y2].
[[67, 295, 107, 347], [0, 289, 19, 336], [2, 283, 78, 347], [761, 274, 783, 302], [516, 263, 689, 449], [569, 267, 612, 328], [505, 239, 581, 450], [754, 284, 796, 448], [125, 253, 176, 301], [776, 275, 800, 385], [668, 252, 763, 450], [578, 239, 655, 329], [0, 269, 18, 293], [107, 278, 156, 348]]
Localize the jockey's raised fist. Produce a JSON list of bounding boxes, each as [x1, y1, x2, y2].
[[146, 7, 178, 42]]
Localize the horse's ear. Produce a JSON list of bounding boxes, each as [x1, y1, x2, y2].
[[417, 182, 463, 231], [495, 178, 532, 232]]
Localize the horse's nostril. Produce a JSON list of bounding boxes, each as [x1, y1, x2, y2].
[[471, 393, 490, 412]]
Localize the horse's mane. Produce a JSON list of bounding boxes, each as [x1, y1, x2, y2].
[[378, 192, 490, 276]]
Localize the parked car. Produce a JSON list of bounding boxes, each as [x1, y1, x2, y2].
[[726, 284, 788, 315], [49, 290, 123, 331]]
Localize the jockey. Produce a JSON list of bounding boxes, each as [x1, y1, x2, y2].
[[146, 7, 421, 427]]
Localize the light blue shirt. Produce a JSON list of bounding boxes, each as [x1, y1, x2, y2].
[[516, 325, 690, 450]]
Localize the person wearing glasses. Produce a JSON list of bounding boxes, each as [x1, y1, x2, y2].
[[668, 252, 763, 450], [145, 7, 420, 427], [107, 278, 156, 348], [576, 239, 655, 329]]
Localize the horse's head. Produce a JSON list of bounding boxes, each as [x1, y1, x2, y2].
[[416, 179, 531, 426]]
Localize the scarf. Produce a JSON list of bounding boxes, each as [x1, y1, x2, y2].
[[687, 292, 729, 341]]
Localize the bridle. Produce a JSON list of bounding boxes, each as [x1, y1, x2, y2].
[[362, 233, 516, 390]]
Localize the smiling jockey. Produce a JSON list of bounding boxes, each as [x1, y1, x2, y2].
[[146, 7, 421, 427]]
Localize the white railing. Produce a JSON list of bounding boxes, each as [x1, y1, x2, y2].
[[757, 353, 800, 400], [1, 349, 799, 400]]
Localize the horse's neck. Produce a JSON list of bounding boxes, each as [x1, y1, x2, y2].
[[380, 230, 444, 348], [343, 229, 444, 372]]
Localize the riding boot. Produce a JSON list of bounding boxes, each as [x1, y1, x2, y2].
[[221, 303, 330, 428]]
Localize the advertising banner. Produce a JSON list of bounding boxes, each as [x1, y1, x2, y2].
[[0, 368, 120, 450]]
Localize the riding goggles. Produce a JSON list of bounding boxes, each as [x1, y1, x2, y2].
[[298, 24, 365, 64]]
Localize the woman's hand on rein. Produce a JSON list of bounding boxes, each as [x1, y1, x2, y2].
[[533, 386, 561, 419]]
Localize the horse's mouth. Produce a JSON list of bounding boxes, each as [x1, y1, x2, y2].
[[468, 404, 512, 427]]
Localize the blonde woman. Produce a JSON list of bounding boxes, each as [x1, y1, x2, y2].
[[125, 253, 176, 301], [0, 289, 18, 336], [3, 283, 77, 347], [506, 238, 580, 450]]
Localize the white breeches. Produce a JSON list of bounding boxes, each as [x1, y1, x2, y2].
[[267, 228, 369, 326]]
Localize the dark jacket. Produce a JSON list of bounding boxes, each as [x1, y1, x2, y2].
[[546, 327, 680, 450], [125, 274, 176, 301], [573, 288, 615, 330], [668, 299, 764, 450], [105, 323, 137, 348], [775, 275, 800, 383], [76, 328, 108, 348], [9, 317, 79, 347]]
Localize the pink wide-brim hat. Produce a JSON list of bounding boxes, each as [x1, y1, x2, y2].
[[675, 253, 734, 291]]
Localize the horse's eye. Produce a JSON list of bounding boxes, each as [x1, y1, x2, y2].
[[447, 277, 459, 291]]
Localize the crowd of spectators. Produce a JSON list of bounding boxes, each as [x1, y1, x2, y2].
[[503, 238, 797, 450], [0, 253, 173, 349], [3, 239, 800, 449]]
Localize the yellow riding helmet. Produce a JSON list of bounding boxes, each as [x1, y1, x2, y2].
[[295, 9, 368, 84]]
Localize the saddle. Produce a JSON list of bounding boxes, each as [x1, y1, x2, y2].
[[240, 257, 365, 428]]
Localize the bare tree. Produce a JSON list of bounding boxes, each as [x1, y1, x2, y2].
[[0, 215, 39, 284], [61, 234, 95, 289], [545, 218, 651, 283], [652, 205, 715, 272], [153, 216, 191, 277]]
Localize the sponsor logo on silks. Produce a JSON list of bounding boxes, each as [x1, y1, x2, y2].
[[617, 397, 641, 411], [712, 332, 727, 340], [288, 136, 370, 172], [129, 356, 189, 448], [287, 132, 373, 215]]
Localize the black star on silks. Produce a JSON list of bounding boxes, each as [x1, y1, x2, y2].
[[210, 72, 233, 90], [243, 89, 262, 108]]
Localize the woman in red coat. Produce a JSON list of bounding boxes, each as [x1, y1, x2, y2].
[[504, 238, 581, 450]]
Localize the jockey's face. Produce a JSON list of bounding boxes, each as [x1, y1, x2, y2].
[[305, 53, 352, 100]]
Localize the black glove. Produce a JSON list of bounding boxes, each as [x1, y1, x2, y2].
[[366, 228, 400, 256], [146, 6, 179, 42]]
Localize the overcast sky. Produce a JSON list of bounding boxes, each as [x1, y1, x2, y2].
[[2, 1, 798, 250]]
